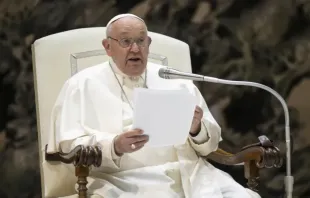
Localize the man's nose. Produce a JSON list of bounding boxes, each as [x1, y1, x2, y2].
[[129, 42, 140, 52]]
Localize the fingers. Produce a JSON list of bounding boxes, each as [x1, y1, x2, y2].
[[194, 106, 203, 119], [193, 114, 202, 120], [128, 135, 149, 151], [191, 117, 200, 126], [192, 118, 201, 127], [130, 140, 148, 152], [116, 129, 149, 154], [195, 106, 203, 114], [190, 118, 202, 134], [195, 105, 202, 111], [130, 134, 149, 143], [124, 129, 144, 137]]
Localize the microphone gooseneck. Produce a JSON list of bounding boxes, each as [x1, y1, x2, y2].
[[158, 67, 293, 198]]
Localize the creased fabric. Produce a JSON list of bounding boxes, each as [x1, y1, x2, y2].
[[49, 61, 260, 198]]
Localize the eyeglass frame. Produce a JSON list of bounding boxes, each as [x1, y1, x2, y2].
[[107, 36, 152, 48]]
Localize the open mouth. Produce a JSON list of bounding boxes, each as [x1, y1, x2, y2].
[[128, 57, 141, 62]]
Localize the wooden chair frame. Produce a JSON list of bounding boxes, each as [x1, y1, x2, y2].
[[45, 135, 282, 198]]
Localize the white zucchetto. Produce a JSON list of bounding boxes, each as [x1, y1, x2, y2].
[[106, 13, 145, 30]]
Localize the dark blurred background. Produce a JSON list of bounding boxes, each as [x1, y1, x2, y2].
[[0, 0, 310, 197]]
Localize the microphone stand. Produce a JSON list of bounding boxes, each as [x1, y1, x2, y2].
[[202, 76, 293, 198]]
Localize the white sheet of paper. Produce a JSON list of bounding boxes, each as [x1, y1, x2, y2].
[[132, 88, 197, 147]]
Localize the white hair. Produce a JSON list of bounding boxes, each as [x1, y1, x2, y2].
[[105, 13, 147, 37]]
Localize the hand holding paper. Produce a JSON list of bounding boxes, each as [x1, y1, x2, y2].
[[132, 88, 197, 147]]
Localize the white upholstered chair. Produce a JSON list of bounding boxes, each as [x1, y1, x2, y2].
[[32, 27, 281, 198]]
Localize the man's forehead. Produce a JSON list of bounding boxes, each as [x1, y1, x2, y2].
[[111, 18, 147, 35]]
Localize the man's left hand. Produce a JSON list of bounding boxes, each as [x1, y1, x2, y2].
[[190, 106, 203, 136]]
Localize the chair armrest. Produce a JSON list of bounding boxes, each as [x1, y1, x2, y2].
[[207, 147, 262, 165], [45, 144, 102, 198], [206, 135, 282, 168], [205, 135, 283, 191], [45, 144, 102, 167]]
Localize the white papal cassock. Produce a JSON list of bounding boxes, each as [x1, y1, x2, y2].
[[47, 58, 260, 198]]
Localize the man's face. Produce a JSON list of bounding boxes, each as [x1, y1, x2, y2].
[[102, 17, 151, 76]]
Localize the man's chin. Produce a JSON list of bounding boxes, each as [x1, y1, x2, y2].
[[129, 70, 145, 77], [126, 64, 146, 76]]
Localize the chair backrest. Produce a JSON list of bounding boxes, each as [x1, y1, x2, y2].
[[32, 27, 192, 197]]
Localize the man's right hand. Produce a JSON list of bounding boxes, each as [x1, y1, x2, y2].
[[114, 129, 149, 156]]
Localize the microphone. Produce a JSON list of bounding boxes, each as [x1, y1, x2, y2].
[[159, 67, 294, 198]]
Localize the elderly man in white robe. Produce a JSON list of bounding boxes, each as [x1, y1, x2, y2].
[[50, 14, 261, 198]]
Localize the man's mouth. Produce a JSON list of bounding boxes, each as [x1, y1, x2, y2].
[[128, 57, 141, 62]]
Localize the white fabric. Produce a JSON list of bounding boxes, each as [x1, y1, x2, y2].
[[49, 60, 260, 198], [32, 27, 192, 197]]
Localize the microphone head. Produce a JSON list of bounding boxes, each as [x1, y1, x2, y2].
[[158, 67, 202, 81], [158, 67, 171, 79]]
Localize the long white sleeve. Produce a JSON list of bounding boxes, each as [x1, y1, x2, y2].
[[49, 79, 121, 170], [187, 84, 222, 156]]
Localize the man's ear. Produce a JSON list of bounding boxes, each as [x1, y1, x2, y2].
[[147, 36, 152, 46], [102, 39, 112, 56]]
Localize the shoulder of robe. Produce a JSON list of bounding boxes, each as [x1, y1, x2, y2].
[[64, 61, 110, 88], [53, 62, 110, 106]]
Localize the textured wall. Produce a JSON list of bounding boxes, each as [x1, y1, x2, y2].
[[0, 0, 310, 197]]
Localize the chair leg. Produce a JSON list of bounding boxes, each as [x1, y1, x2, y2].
[[75, 166, 89, 198], [244, 160, 259, 192]]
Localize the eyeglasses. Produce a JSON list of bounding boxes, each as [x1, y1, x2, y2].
[[108, 36, 149, 48]]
